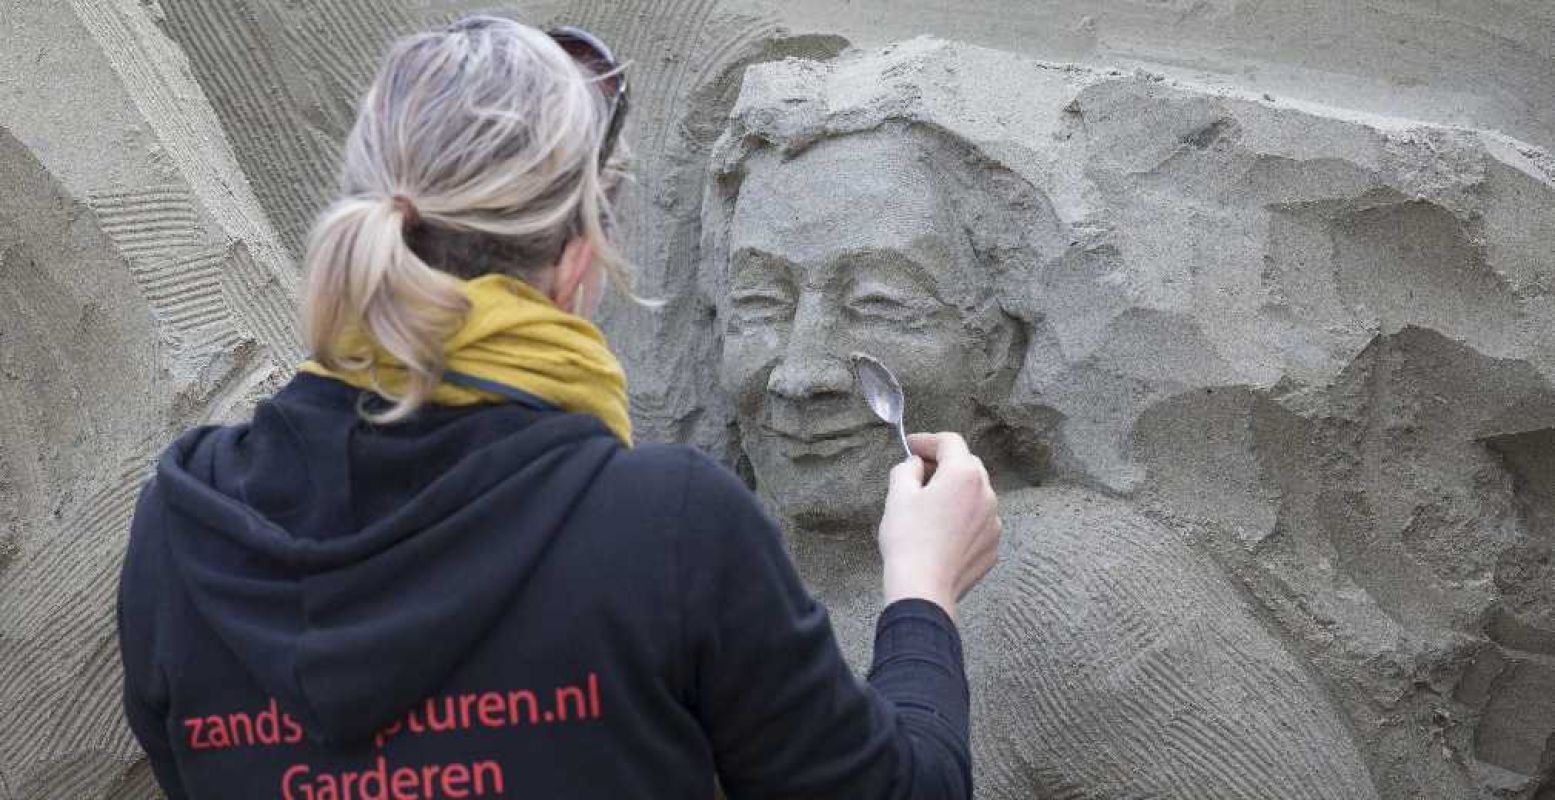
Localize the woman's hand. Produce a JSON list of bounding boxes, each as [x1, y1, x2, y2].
[[877, 432, 1002, 621]]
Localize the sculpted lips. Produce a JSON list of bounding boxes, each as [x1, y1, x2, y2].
[[763, 420, 878, 459]]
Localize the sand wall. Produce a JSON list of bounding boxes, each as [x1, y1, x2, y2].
[[697, 38, 1555, 798], [0, 2, 1551, 798]]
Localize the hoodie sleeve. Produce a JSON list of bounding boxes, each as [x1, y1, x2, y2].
[[117, 481, 192, 800], [676, 450, 972, 800]]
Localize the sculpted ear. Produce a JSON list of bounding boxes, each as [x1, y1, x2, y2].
[[972, 294, 1027, 399], [988, 309, 1021, 380], [967, 301, 1056, 488]]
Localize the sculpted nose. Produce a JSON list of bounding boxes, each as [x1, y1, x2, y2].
[[769, 355, 852, 400], [769, 293, 850, 401]]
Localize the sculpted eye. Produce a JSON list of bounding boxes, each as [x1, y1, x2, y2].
[[729, 289, 793, 323], [845, 291, 918, 322]]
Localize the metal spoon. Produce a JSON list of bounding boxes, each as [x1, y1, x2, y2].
[[851, 352, 912, 458]]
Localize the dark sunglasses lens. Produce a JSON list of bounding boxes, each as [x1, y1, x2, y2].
[[554, 37, 623, 98], [549, 27, 628, 164]]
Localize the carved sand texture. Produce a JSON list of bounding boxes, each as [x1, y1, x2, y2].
[[750, 0, 1555, 151], [90, 187, 205, 266], [69, 0, 301, 338], [89, 184, 294, 368], [155, 0, 364, 255], [1, 459, 151, 799], [1135, 330, 1555, 798], [220, 241, 304, 363], [0, 2, 298, 795], [127, 244, 248, 354], [0, 170, 210, 797], [975, 487, 1377, 800]]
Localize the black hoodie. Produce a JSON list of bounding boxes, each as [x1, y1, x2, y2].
[[118, 373, 972, 799]]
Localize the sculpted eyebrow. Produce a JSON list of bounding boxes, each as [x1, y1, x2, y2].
[[729, 246, 795, 284], [835, 247, 942, 301]]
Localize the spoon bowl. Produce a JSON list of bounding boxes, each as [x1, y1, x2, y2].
[[851, 352, 912, 458]]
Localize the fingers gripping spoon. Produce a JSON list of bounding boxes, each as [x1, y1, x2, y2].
[[852, 352, 912, 458]]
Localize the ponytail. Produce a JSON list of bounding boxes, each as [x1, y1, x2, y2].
[[303, 194, 470, 423]]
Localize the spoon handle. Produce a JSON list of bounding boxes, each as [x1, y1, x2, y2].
[[895, 421, 912, 459]]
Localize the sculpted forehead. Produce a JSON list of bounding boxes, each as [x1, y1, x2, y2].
[[729, 133, 956, 271]]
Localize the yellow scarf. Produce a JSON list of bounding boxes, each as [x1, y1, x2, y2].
[[299, 273, 632, 444]]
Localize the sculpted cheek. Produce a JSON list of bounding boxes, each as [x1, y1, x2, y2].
[[720, 327, 785, 408], [851, 324, 974, 427]]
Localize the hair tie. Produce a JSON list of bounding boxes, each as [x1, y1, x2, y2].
[[390, 193, 421, 228]]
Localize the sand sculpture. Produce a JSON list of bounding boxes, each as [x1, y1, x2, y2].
[[697, 38, 1555, 800], [700, 119, 1381, 799], [2, 1, 1553, 798]]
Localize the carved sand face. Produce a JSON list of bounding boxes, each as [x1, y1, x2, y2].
[[718, 132, 989, 530]]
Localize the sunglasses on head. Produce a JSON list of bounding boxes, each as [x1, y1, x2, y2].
[[545, 24, 629, 168]]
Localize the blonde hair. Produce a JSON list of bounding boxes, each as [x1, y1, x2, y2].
[[303, 14, 638, 422]]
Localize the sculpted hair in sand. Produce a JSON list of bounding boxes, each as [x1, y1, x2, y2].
[[303, 14, 635, 422]]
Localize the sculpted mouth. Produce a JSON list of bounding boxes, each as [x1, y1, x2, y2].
[[762, 422, 878, 459]]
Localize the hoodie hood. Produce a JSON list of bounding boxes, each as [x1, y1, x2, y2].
[[154, 374, 620, 745]]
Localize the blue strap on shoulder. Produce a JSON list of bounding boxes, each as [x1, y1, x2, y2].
[[441, 370, 560, 413]]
